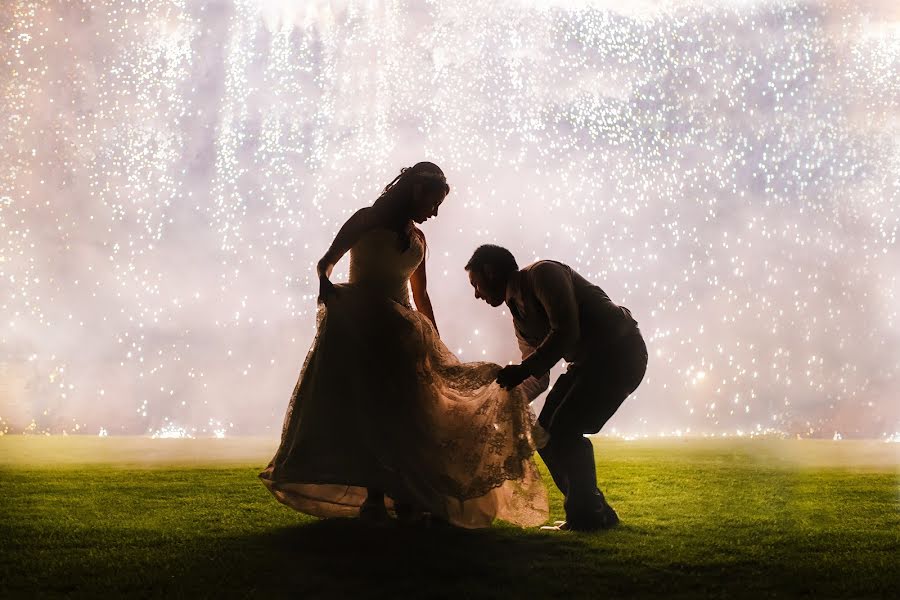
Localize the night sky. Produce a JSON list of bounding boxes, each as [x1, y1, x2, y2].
[[1, 0, 897, 438]]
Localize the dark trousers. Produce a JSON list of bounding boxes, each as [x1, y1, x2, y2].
[[537, 332, 648, 520]]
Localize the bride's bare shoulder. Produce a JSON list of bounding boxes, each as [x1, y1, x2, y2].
[[347, 206, 372, 223], [340, 207, 381, 233], [351, 206, 394, 228]]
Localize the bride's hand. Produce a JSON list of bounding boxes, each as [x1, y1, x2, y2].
[[318, 276, 337, 305]]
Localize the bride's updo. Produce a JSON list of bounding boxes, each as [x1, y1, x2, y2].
[[375, 162, 450, 250], [379, 161, 449, 200]]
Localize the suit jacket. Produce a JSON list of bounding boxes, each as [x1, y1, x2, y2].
[[507, 261, 639, 387]]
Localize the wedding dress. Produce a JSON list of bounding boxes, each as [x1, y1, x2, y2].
[[259, 227, 548, 527]]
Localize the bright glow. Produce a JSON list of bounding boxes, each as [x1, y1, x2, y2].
[[0, 0, 897, 439]]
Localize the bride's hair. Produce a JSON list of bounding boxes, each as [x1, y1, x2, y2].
[[379, 161, 449, 200], [375, 162, 450, 251]]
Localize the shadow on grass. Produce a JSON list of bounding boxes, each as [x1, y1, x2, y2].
[[205, 519, 602, 598], [157, 519, 900, 599], [4, 513, 898, 599], [3, 516, 638, 598]]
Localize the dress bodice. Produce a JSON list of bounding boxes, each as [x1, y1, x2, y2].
[[348, 227, 425, 305]]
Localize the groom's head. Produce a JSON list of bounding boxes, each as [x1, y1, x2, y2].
[[465, 245, 518, 307]]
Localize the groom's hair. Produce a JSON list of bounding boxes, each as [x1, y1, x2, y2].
[[465, 245, 518, 275]]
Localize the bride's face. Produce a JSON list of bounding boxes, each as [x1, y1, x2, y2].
[[410, 187, 447, 224]]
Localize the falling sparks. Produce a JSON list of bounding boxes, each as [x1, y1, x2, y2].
[[0, 1, 898, 439], [150, 424, 195, 440]]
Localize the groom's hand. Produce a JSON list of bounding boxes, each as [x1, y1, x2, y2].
[[497, 364, 530, 390]]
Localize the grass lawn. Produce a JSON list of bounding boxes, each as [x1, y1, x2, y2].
[[1, 437, 897, 599]]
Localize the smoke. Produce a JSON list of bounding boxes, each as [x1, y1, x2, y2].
[[1, 0, 897, 437]]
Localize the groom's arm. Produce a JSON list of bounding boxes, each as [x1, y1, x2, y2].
[[519, 262, 579, 377], [516, 336, 550, 401]]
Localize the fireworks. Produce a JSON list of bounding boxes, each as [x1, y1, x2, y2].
[[1, 1, 897, 438]]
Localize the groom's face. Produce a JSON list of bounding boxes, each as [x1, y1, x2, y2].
[[468, 268, 506, 307]]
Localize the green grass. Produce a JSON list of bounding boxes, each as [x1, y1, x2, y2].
[[1, 438, 897, 599]]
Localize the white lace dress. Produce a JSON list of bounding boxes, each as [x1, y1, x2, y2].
[[259, 227, 548, 528]]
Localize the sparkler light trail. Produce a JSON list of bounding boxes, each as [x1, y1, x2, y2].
[[1, 1, 898, 438]]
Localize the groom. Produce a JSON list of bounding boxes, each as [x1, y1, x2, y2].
[[466, 245, 647, 531]]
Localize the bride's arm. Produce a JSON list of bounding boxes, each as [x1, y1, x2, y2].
[[409, 233, 439, 335], [316, 208, 375, 277], [316, 208, 373, 301]]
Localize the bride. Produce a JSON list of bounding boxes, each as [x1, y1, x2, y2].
[[260, 162, 548, 528]]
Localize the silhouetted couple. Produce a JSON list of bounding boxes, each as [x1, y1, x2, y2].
[[260, 162, 647, 531]]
